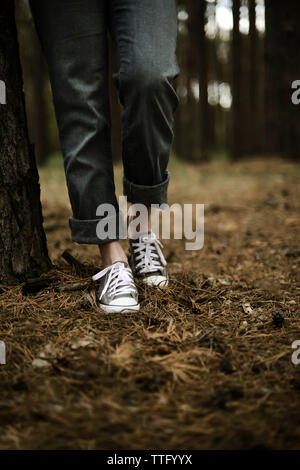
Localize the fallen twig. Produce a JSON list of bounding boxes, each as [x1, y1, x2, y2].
[[61, 250, 85, 272]]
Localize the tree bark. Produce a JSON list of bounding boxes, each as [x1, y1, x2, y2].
[[265, 0, 300, 159], [264, 0, 282, 154], [248, 0, 259, 154], [198, 0, 209, 160], [0, 1, 51, 284], [231, 0, 242, 160], [27, 29, 49, 165], [186, 0, 209, 160]]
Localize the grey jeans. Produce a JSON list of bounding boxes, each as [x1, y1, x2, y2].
[[30, 0, 180, 244]]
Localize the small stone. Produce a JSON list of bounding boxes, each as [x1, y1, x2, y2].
[[218, 278, 231, 285], [242, 303, 253, 314], [70, 335, 94, 350], [32, 358, 51, 369]]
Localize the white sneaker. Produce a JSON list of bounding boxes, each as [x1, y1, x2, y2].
[[129, 231, 168, 287], [92, 261, 140, 314]]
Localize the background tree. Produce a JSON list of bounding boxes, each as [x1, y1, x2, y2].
[[187, 0, 209, 160], [231, 0, 242, 160], [265, 0, 300, 160], [248, 0, 259, 154], [0, 0, 51, 284]]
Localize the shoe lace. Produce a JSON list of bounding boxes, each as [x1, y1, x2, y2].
[[131, 232, 166, 275], [92, 262, 136, 301]]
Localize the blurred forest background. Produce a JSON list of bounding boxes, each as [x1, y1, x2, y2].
[[16, 0, 300, 166]]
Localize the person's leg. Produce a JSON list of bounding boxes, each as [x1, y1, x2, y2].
[[98, 241, 127, 267], [107, 0, 180, 286], [107, 0, 179, 202], [30, 0, 139, 312], [29, 0, 123, 251]]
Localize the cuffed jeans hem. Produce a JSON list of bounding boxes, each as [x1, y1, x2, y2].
[[69, 214, 125, 245], [123, 171, 170, 206]]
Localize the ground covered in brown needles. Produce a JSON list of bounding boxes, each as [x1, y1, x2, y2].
[[0, 157, 299, 450]]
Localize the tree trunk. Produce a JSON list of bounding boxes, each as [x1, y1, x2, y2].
[[28, 33, 49, 165], [198, 0, 209, 160], [186, 0, 209, 160], [248, 0, 258, 154], [231, 0, 242, 160], [265, 0, 300, 159], [0, 1, 51, 284], [264, 0, 282, 155], [283, 2, 300, 160]]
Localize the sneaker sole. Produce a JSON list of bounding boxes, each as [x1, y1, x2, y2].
[[99, 303, 140, 314]]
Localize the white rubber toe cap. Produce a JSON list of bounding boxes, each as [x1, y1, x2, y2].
[[99, 297, 140, 314], [142, 275, 168, 287], [109, 295, 138, 306]]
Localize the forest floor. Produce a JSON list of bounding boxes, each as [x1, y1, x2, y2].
[[0, 157, 299, 450]]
